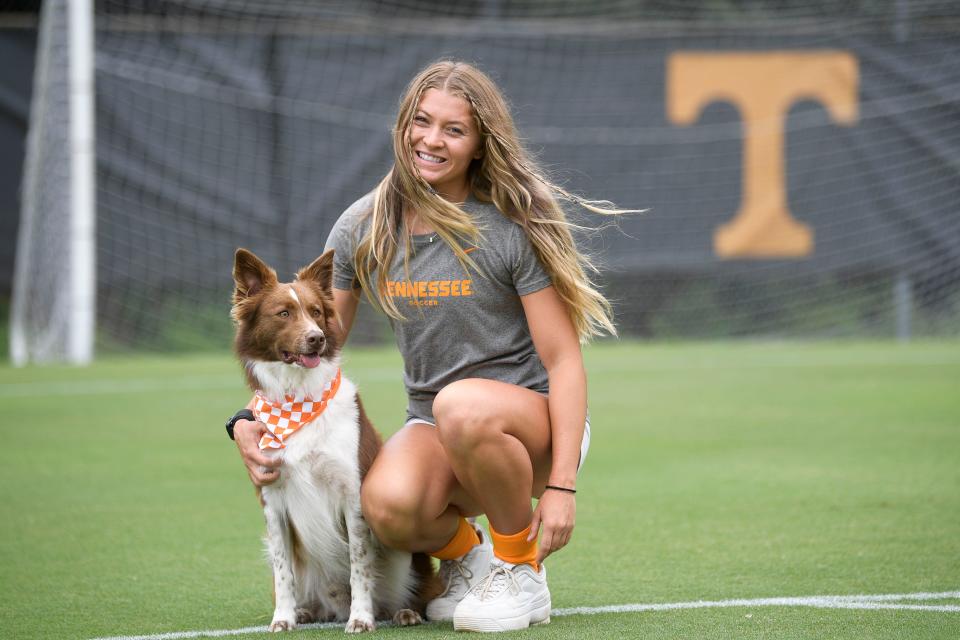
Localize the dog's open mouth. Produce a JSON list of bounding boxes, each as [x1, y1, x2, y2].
[[282, 350, 322, 369]]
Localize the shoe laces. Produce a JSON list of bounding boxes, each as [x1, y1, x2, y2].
[[471, 562, 521, 601], [437, 558, 476, 598]]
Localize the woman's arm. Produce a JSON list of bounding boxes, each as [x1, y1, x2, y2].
[[520, 285, 587, 563], [331, 287, 361, 344], [233, 287, 361, 487]]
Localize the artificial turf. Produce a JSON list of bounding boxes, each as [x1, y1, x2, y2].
[[1, 341, 958, 639]]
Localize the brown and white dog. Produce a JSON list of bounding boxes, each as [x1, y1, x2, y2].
[[231, 248, 435, 633]]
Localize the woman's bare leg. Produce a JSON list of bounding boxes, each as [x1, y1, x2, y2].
[[361, 423, 482, 552], [360, 379, 553, 549], [432, 379, 552, 536]]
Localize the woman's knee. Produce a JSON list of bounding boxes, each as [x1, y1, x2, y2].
[[433, 380, 502, 454], [360, 476, 423, 550]]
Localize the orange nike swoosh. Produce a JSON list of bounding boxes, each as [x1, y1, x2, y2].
[[464, 247, 478, 254]]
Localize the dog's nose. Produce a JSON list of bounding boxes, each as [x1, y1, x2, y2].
[[306, 330, 326, 349]]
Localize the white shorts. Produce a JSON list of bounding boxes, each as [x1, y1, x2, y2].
[[403, 416, 591, 472]]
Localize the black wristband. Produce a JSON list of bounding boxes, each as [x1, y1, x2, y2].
[[544, 484, 576, 494], [225, 409, 255, 441]]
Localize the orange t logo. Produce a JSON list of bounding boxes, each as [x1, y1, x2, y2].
[[668, 52, 859, 258]]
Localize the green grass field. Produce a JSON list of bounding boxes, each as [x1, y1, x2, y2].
[[2, 341, 959, 639]]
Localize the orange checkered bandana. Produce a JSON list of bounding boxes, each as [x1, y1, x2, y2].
[[255, 369, 342, 450]]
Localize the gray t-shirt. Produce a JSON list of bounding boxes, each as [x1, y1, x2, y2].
[[325, 192, 552, 421]]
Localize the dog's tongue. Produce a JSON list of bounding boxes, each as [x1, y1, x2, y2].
[[298, 353, 322, 369]]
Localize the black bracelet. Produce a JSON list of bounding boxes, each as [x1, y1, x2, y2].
[[545, 484, 576, 494], [225, 409, 256, 441]]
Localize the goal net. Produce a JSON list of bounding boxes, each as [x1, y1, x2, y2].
[[12, 0, 960, 363]]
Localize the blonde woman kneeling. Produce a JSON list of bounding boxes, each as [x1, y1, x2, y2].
[[233, 60, 627, 632]]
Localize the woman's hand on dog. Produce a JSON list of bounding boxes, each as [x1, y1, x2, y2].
[[234, 419, 282, 486]]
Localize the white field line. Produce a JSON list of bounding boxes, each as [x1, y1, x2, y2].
[[553, 590, 960, 616], [88, 590, 960, 640]]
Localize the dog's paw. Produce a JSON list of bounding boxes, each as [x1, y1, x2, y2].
[[344, 617, 375, 633], [268, 619, 296, 632], [268, 606, 297, 632], [392, 609, 423, 626], [295, 607, 317, 624]]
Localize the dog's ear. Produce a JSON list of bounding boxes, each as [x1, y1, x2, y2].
[[233, 248, 278, 301], [296, 249, 335, 294]]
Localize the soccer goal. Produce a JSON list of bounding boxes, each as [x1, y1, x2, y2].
[[12, 0, 960, 364]]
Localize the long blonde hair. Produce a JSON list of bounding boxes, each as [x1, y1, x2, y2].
[[354, 60, 631, 342]]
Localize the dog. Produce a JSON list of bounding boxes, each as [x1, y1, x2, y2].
[[231, 248, 435, 633]]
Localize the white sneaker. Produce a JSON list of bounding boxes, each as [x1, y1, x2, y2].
[[425, 527, 494, 622], [452, 559, 551, 632]]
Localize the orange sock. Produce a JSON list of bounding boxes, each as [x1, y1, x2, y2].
[[430, 517, 480, 561], [490, 524, 539, 572]]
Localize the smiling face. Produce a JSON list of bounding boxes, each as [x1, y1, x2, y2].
[[408, 88, 484, 202]]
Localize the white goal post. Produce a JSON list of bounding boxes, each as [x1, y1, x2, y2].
[[11, 0, 95, 366]]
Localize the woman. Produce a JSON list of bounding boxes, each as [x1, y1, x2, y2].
[[232, 60, 625, 632]]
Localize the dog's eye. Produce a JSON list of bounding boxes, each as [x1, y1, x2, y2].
[[311, 308, 322, 318], [278, 310, 290, 318]]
